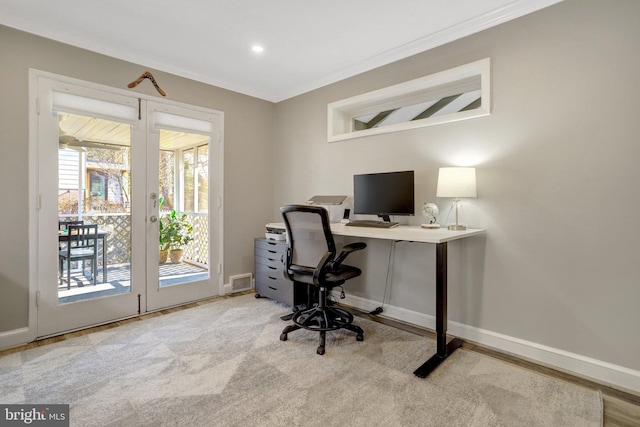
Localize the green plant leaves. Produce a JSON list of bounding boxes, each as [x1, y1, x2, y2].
[[159, 210, 194, 250]]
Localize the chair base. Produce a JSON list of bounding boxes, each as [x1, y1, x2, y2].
[[280, 305, 364, 355]]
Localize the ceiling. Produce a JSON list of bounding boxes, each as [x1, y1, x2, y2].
[[59, 113, 209, 151], [0, 0, 562, 102]]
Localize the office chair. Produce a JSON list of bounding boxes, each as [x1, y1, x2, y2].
[[280, 204, 367, 355], [59, 224, 98, 289]]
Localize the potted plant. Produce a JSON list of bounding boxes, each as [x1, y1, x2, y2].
[[159, 209, 194, 263], [158, 222, 171, 264], [158, 196, 170, 263]]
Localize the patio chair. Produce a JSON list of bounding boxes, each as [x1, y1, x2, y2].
[[59, 224, 98, 289], [59, 220, 84, 230], [58, 220, 84, 250]]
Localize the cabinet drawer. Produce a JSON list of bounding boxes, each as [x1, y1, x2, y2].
[[255, 262, 286, 280], [255, 253, 284, 269], [255, 239, 287, 255], [254, 238, 292, 305], [255, 274, 293, 306]]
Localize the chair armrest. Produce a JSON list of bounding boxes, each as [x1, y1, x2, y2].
[[332, 242, 367, 269], [283, 247, 294, 280], [286, 251, 333, 286], [313, 251, 333, 285]]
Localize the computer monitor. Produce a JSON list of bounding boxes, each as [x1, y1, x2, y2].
[[353, 170, 415, 222]]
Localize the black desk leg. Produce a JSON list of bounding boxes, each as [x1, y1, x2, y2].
[[413, 241, 463, 378]]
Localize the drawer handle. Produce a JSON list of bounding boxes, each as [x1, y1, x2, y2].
[[268, 258, 277, 262], [268, 250, 277, 254], [268, 266, 277, 270], [268, 286, 277, 291], [268, 276, 277, 280]]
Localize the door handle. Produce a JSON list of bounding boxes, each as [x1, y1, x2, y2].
[[150, 215, 158, 223]]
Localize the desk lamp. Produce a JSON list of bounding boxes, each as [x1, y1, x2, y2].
[[436, 167, 477, 230]]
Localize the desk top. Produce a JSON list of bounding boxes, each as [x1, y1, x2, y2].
[[266, 223, 484, 244]]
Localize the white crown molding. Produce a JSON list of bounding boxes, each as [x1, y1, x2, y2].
[[274, 0, 565, 102], [0, 0, 564, 102]]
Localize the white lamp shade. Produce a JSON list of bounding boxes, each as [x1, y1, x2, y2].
[[436, 167, 477, 198]]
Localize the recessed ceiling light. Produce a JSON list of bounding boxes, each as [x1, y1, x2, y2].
[[251, 45, 264, 53]]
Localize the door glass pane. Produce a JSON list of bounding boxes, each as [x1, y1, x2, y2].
[[182, 148, 195, 212], [58, 113, 132, 304], [158, 129, 209, 286], [197, 144, 208, 213], [159, 150, 175, 210]]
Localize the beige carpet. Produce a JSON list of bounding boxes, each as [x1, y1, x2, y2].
[[0, 294, 602, 426]]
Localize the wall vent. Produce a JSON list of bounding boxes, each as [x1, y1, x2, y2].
[[229, 273, 253, 293]]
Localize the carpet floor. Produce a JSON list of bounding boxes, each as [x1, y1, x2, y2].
[[0, 294, 603, 426]]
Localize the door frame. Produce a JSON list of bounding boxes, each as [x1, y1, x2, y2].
[[25, 69, 224, 341]]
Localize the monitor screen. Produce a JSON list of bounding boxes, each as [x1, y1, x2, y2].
[[353, 171, 415, 219]]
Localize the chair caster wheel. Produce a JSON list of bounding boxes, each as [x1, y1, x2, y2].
[[255, 293, 261, 298], [356, 334, 364, 342], [317, 346, 325, 355], [280, 333, 288, 341]]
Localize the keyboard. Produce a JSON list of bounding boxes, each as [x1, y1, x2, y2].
[[345, 220, 399, 229]]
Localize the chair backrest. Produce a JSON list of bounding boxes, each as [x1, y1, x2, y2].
[[59, 220, 84, 231], [67, 224, 98, 250], [280, 205, 336, 269]]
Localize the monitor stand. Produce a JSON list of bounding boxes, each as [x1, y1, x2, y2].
[[378, 215, 392, 223]]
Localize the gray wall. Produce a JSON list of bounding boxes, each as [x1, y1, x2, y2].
[[1, 0, 639, 380], [0, 25, 274, 332], [273, 0, 640, 371]]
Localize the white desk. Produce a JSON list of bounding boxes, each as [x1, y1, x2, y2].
[[330, 223, 483, 244], [269, 222, 485, 378]]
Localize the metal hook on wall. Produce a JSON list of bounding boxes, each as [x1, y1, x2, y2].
[[127, 71, 166, 96]]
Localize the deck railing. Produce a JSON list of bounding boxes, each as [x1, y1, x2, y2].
[[60, 212, 209, 266], [181, 213, 209, 266]]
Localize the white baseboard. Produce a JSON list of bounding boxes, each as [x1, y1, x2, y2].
[[334, 292, 640, 395], [0, 327, 34, 352]]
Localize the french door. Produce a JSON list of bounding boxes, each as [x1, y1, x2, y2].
[[33, 72, 223, 337], [145, 101, 222, 311]]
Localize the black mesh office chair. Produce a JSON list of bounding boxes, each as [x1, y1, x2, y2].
[[279, 204, 367, 355]]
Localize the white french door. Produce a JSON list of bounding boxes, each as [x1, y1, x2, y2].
[[33, 72, 223, 337], [145, 102, 223, 311]]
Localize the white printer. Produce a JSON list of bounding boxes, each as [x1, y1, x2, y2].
[[306, 195, 348, 223], [265, 195, 348, 240], [265, 223, 286, 240]]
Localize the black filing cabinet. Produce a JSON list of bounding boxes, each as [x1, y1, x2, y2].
[[254, 238, 294, 306]]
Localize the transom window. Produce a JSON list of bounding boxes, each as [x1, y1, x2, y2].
[[328, 58, 491, 142]]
